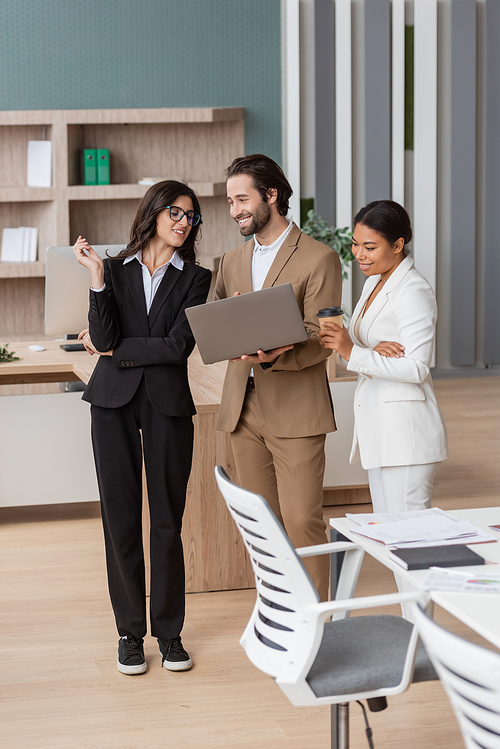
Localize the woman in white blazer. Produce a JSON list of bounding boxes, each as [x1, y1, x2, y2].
[[319, 200, 447, 513]]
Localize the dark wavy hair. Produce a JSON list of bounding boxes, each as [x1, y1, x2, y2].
[[112, 180, 202, 264], [225, 154, 292, 217], [353, 200, 412, 254]]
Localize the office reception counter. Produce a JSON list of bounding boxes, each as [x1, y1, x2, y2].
[[0, 343, 369, 591], [0, 341, 254, 592]]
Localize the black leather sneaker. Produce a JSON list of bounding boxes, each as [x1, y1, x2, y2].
[[117, 635, 147, 675], [158, 636, 193, 671]]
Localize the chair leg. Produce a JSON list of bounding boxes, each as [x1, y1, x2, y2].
[[331, 703, 349, 749], [330, 532, 351, 749]]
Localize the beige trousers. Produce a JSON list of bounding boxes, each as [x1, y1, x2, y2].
[[230, 389, 329, 600]]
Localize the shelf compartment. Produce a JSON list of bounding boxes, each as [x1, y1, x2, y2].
[[69, 199, 139, 246], [70, 195, 242, 261], [0, 201, 57, 264], [0, 277, 45, 337], [67, 121, 243, 186], [197, 195, 242, 260], [0, 125, 52, 188]]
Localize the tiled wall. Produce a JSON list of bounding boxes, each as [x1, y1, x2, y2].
[[0, 0, 282, 162]]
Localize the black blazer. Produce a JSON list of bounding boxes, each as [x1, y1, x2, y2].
[[82, 257, 212, 416]]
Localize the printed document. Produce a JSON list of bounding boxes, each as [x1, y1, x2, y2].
[[348, 509, 496, 548], [421, 567, 500, 594]]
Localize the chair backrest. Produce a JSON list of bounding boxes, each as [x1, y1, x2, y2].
[[214, 466, 320, 679], [412, 604, 500, 749]]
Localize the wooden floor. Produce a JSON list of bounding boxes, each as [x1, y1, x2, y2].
[[1, 376, 499, 749]]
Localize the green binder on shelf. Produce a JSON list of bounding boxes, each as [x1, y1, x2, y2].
[[83, 149, 97, 185], [97, 148, 110, 185]]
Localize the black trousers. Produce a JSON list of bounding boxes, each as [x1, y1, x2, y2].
[[90, 378, 194, 641]]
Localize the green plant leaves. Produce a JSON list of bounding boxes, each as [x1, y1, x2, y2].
[[301, 210, 354, 280], [0, 343, 20, 363]]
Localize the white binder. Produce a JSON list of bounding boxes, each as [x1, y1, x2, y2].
[[27, 140, 52, 187]]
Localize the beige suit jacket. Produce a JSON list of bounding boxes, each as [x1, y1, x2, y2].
[[215, 223, 342, 437]]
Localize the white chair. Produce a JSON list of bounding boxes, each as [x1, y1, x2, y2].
[[411, 603, 500, 749], [215, 466, 438, 749]]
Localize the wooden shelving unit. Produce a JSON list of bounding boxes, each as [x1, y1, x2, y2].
[[0, 107, 244, 338]]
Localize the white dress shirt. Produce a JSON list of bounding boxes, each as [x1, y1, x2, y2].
[[92, 250, 184, 314], [248, 221, 292, 374], [251, 221, 293, 291]]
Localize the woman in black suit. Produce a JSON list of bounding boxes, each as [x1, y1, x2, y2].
[[73, 181, 211, 676]]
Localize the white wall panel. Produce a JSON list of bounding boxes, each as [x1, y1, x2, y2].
[[314, 0, 335, 224], [364, 0, 391, 202], [335, 0, 353, 312], [283, 0, 301, 223], [335, 0, 352, 228], [391, 0, 405, 205], [0, 393, 97, 507], [413, 0, 438, 293], [324, 381, 368, 486]]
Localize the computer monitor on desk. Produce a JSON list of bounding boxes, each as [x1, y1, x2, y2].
[[44, 245, 125, 336]]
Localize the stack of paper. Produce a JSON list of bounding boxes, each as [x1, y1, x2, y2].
[[1, 227, 38, 262], [348, 508, 446, 526], [347, 508, 496, 549]]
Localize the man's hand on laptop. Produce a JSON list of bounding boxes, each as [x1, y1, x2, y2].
[[230, 345, 294, 364]]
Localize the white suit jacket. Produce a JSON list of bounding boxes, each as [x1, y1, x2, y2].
[[346, 255, 448, 470]]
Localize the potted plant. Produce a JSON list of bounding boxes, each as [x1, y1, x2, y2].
[[301, 210, 354, 281]]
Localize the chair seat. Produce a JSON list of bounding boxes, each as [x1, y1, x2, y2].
[[306, 615, 438, 698]]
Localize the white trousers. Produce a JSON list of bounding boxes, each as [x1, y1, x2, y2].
[[367, 462, 440, 621], [367, 463, 440, 514]]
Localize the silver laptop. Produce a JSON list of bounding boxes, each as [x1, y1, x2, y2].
[[44, 245, 125, 335], [185, 284, 308, 365]]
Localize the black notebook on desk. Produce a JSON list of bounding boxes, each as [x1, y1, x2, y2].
[[389, 544, 485, 571]]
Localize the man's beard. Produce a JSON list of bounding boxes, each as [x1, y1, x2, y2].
[[238, 200, 271, 236]]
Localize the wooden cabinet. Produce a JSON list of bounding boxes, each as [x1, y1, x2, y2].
[[0, 107, 244, 339]]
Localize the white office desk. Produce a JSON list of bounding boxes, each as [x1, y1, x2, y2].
[[330, 507, 500, 650]]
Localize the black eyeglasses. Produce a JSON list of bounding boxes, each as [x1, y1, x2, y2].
[[165, 205, 202, 226]]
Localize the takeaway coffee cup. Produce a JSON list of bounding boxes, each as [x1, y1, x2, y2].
[[317, 307, 344, 351], [317, 306, 344, 329]]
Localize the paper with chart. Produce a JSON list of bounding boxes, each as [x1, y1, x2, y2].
[[421, 567, 500, 594]]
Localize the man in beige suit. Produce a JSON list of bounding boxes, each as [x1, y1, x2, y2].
[[215, 155, 342, 600]]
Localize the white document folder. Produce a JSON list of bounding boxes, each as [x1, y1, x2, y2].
[[27, 140, 52, 187]]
